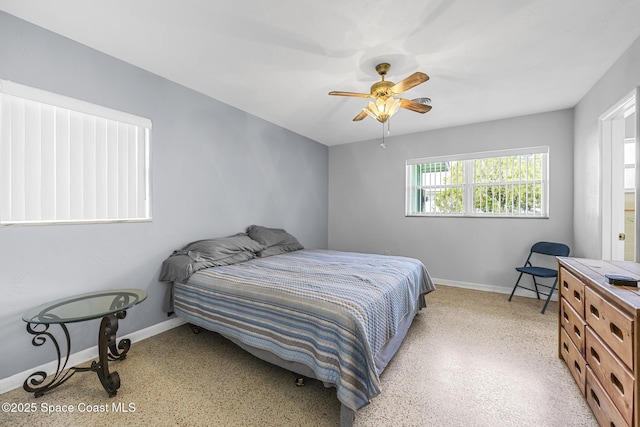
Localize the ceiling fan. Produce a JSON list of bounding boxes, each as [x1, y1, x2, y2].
[[329, 63, 432, 123]]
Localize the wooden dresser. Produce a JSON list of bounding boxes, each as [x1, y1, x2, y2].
[[558, 257, 640, 427]]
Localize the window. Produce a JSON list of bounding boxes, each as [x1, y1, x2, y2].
[[0, 80, 151, 225], [406, 146, 549, 218]]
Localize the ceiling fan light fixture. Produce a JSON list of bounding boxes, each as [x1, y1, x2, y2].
[[364, 97, 401, 123]]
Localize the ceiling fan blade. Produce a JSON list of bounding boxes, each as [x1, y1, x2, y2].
[[399, 98, 432, 114], [391, 72, 429, 95], [353, 110, 368, 121], [328, 91, 372, 98]]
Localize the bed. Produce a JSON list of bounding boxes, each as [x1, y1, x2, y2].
[[159, 226, 435, 426]]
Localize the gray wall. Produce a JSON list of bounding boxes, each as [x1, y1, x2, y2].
[[574, 35, 640, 259], [328, 110, 574, 292], [0, 12, 328, 379]]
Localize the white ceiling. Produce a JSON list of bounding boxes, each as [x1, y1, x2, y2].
[[1, 0, 640, 146]]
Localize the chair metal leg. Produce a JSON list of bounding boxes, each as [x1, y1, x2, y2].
[[541, 278, 558, 314], [508, 272, 525, 301], [531, 276, 541, 299]]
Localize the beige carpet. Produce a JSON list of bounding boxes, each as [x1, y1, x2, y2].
[[0, 285, 598, 427]]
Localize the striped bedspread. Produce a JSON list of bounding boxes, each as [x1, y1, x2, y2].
[[173, 249, 435, 410]]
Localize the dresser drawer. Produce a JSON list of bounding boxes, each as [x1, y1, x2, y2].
[[561, 297, 586, 355], [585, 287, 634, 370], [586, 366, 630, 427], [560, 267, 585, 317], [586, 327, 634, 425], [560, 327, 586, 395]]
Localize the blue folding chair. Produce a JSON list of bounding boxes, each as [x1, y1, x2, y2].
[[508, 241, 570, 314]]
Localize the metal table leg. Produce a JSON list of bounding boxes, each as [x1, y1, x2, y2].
[[23, 310, 130, 398]]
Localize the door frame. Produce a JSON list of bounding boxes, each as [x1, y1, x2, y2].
[[600, 88, 638, 261]]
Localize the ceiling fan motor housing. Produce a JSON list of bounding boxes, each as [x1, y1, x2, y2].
[[370, 80, 395, 98], [372, 63, 394, 98]]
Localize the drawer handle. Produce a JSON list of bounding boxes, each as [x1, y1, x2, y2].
[[590, 388, 601, 408], [563, 310, 569, 322], [573, 360, 582, 375], [611, 373, 625, 397], [590, 347, 601, 364], [563, 342, 569, 353], [563, 280, 569, 291], [573, 325, 581, 339], [574, 290, 581, 302], [610, 323, 624, 342], [590, 304, 600, 319]]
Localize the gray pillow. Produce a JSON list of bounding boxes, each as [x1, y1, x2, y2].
[[246, 225, 304, 257], [159, 233, 264, 282], [181, 233, 264, 258]]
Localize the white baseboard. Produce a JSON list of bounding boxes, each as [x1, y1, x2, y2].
[[0, 316, 186, 395], [432, 277, 559, 301]]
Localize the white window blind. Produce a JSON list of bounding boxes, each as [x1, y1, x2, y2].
[[0, 79, 152, 225]]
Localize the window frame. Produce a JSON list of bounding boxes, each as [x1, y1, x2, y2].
[[0, 79, 152, 226], [405, 146, 549, 218]]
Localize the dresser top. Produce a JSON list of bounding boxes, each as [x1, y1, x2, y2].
[[559, 257, 640, 312]]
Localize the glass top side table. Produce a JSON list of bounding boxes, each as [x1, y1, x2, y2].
[[22, 288, 147, 398]]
